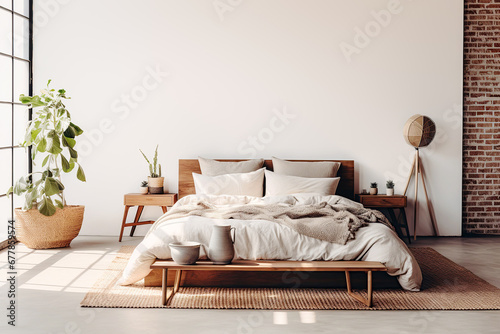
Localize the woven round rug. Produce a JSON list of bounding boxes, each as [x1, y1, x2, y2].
[[80, 246, 500, 310]]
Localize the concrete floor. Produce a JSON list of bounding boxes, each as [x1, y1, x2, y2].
[[0, 236, 499, 334]]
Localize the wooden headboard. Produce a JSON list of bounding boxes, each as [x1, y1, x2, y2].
[[179, 159, 355, 200]]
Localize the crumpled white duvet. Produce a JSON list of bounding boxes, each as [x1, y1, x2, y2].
[[118, 194, 422, 291]]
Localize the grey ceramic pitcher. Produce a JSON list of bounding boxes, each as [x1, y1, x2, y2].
[[208, 225, 235, 264]]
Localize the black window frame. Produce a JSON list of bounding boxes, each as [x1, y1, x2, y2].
[[0, 0, 33, 247]]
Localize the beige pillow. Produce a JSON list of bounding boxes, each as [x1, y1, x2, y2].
[[272, 157, 341, 178], [193, 168, 265, 197], [264, 170, 340, 196], [198, 157, 264, 176]]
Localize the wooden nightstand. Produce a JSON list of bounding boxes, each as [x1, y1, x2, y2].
[[355, 194, 411, 244], [119, 193, 178, 242]]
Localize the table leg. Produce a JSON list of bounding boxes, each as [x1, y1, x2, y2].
[[367, 270, 373, 307], [173, 270, 182, 293], [161, 206, 168, 214], [387, 208, 404, 241], [119, 205, 131, 242], [130, 206, 144, 237], [399, 208, 411, 244]]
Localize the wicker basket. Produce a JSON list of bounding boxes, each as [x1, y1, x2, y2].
[[14, 205, 85, 249]]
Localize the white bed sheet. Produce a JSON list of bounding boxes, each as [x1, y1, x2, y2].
[[118, 194, 422, 291]]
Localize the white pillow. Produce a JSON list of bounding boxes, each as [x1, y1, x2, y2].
[[272, 157, 341, 177], [265, 170, 340, 196], [198, 157, 264, 176], [193, 168, 265, 197]]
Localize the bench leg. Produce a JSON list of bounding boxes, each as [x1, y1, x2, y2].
[[162, 268, 168, 305], [162, 269, 182, 306], [345, 270, 373, 307]]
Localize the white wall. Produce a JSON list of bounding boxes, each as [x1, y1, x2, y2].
[[33, 0, 463, 236]]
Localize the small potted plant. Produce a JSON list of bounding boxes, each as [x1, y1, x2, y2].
[[369, 182, 378, 195], [139, 180, 148, 194], [386, 180, 395, 196], [140, 145, 164, 194]]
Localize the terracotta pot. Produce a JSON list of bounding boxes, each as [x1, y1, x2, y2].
[[369, 187, 378, 195], [14, 205, 85, 249], [386, 188, 394, 196], [139, 187, 148, 194], [148, 177, 164, 194]]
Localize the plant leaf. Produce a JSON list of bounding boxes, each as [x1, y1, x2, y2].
[[42, 155, 50, 167], [46, 136, 63, 154], [61, 154, 70, 172], [62, 136, 75, 148], [38, 196, 56, 216], [68, 146, 78, 159], [6, 186, 13, 198], [38, 138, 47, 152], [13, 176, 28, 195], [77, 165, 86, 182], [55, 199, 64, 209], [44, 177, 61, 196], [64, 125, 76, 138], [71, 122, 83, 136]]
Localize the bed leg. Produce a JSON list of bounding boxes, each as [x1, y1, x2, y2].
[[345, 270, 373, 307]]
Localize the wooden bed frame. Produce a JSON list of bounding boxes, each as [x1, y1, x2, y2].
[[178, 159, 355, 200], [144, 159, 398, 290]]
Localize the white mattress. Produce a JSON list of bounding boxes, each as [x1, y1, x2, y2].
[[118, 194, 422, 291]]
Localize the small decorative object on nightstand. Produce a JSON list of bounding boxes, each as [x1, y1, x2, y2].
[[386, 180, 395, 196], [119, 193, 177, 242], [369, 182, 378, 195], [140, 145, 164, 194], [356, 194, 411, 244], [139, 181, 149, 194]]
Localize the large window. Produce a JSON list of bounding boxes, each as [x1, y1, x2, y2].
[[0, 0, 32, 245]]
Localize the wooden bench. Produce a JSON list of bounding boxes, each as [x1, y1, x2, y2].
[[150, 260, 387, 307]]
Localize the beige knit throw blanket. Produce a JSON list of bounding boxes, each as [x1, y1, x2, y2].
[[150, 201, 392, 245]]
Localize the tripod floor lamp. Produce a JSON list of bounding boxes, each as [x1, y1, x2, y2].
[[403, 114, 439, 240]]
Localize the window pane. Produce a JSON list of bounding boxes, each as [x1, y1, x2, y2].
[[0, 104, 12, 147], [13, 104, 27, 145], [14, 16, 29, 59], [14, 0, 29, 17], [0, 10, 12, 55], [0, 195, 12, 242], [0, 0, 12, 10], [0, 55, 12, 101], [13, 147, 27, 204], [14, 59, 28, 98], [0, 148, 12, 196]]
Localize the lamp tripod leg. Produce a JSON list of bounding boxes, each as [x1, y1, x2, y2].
[[413, 149, 419, 241], [418, 158, 439, 236], [403, 152, 417, 196]]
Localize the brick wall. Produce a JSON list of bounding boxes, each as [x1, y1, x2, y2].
[[463, 0, 500, 234]]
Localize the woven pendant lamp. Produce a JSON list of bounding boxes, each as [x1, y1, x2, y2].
[[402, 115, 439, 240]]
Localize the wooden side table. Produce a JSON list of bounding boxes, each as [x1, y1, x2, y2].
[[119, 193, 178, 242], [355, 194, 411, 244]]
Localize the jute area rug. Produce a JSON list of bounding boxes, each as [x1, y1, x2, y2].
[[81, 246, 500, 310]]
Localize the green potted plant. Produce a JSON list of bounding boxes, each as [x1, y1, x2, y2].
[[140, 145, 164, 194], [7, 80, 86, 249], [139, 180, 149, 194], [369, 182, 378, 195], [386, 180, 395, 196]]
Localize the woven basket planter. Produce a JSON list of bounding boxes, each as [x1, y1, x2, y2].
[[14, 205, 85, 249]]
